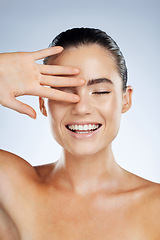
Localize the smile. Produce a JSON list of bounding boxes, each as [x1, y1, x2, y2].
[[65, 123, 102, 138], [67, 123, 101, 132]]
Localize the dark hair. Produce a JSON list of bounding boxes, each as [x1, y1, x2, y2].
[[44, 27, 127, 91]]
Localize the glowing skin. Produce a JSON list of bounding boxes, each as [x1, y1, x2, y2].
[[41, 44, 132, 158], [1, 46, 160, 239], [39, 44, 133, 196]]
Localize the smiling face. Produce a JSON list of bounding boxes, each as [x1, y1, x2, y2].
[[40, 44, 132, 157]]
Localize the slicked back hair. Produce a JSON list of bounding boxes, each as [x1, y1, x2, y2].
[[44, 28, 128, 91]]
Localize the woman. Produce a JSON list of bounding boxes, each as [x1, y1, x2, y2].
[[0, 28, 159, 239]]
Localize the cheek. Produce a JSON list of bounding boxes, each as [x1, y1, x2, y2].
[[48, 100, 70, 120], [48, 101, 59, 126], [47, 101, 66, 145], [98, 93, 122, 141], [108, 94, 122, 139], [97, 93, 122, 121]]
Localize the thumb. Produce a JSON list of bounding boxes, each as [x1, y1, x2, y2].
[[7, 98, 37, 119]]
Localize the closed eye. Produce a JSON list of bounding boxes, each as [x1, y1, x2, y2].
[[92, 91, 111, 95]]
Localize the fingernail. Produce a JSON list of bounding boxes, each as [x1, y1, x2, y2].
[[74, 68, 80, 73], [73, 95, 80, 101], [80, 79, 86, 84], [58, 46, 64, 51]]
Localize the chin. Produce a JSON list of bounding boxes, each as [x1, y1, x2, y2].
[[63, 142, 107, 158]]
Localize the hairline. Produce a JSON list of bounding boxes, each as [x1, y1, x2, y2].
[[44, 43, 126, 92]]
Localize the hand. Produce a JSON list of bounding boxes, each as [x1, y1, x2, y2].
[[0, 47, 84, 119]]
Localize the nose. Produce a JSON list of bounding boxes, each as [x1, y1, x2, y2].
[[71, 92, 93, 116]]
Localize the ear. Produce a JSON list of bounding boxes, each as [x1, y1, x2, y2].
[[121, 86, 133, 113], [39, 97, 47, 117]]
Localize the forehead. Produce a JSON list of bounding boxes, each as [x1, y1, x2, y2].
[[49, 44, 122, 87]]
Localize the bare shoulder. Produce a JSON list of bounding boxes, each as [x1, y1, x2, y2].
[[140, 179, 160, 233], [126, 170, 160, 221], [0, 150, 39, 217], [122, 167, 160, 192], [0, 149, 57, 181], [122, 170, 160, 236], [0, 149, 31, 165], [138, 176, 160, 203], [0, 149, 38, 180], [0, 150, 37, 239], [122, 168, 160, 210], [141, 178, 160, 208]]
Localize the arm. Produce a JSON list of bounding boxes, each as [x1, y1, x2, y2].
[[0, 46, 84, 200]]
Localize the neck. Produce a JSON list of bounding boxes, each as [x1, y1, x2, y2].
[[52, 145, 123, 195]]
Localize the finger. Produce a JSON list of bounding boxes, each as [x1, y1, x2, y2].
[[40, 75, 85, 87], [6, 98, 37, 119], [37, 86, 80, 102], [38, 64, 80, 75], [31, 46, 64, 60]]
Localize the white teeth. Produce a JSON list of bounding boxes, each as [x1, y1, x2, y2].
[[79, 125, 83, 130], [89, 124, 92, 130], [75, 125, 78, 130], [68, 124, 100, 131], [84, 125, 88, 130]]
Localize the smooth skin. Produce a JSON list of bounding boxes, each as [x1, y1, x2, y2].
[[0, 45, 160, 240]]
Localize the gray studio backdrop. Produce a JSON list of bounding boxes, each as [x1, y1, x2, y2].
[[0, 0, 160, 182]]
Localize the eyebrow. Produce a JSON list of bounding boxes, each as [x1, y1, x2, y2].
[[87, 78, 114, 86]]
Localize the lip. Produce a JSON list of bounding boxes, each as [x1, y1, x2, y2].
[[66, 121, 101, 125], [65, 122, 102, 140]]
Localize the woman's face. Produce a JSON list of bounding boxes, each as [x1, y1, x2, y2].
[[41, 44, 132, 157]]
